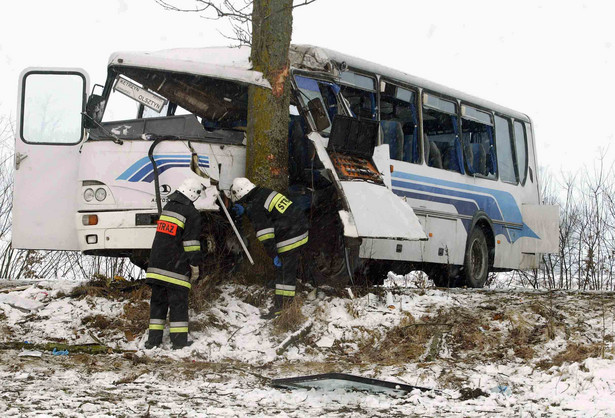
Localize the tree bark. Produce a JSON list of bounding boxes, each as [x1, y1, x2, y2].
[[243, 0, 293, 276], [246, 0, 293, 191]]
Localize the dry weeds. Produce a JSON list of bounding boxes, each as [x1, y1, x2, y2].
[[70, 275, 149, 301], [122, 301, 149, 337], [189, 277, 223, 311], [82, 314, 121, 331], [273, 296, 307, 335], [551, 343, 604, 366], [230, 286, 268, 309]]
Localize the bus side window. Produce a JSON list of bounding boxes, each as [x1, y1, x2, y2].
[[495, 115, 518, 183], [379, 84, 420, 163], [340, 85, 377, 120], [461, 105, 496, 179], [422, 107, 462, 173], [513, 121, 528, 184]]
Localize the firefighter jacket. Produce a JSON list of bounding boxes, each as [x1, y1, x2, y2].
[[240, 186, 309, 258], [146, 191, 204, 290]]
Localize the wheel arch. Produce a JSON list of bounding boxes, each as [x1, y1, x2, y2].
[[468, 211, 495, 266]]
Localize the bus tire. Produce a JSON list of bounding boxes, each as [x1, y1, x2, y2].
[[462, 227, 489, 288]]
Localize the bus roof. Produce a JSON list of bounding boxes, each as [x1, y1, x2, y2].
[[108, 46, 271, 89], [290, 45, 531, 122], [107, 45, 529, 122]]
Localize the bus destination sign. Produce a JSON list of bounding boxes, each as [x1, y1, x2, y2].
[[113, 76, 167, 113]]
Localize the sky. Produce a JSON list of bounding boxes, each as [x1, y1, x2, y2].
[[1, 0, 614, 173]]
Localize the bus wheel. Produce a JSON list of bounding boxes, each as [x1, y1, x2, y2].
[[462, 227, 489, 288]]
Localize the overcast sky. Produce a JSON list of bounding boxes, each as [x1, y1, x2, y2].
[[1, 0, 614, 173]]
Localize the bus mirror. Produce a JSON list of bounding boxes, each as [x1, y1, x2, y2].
[[84, 94, 106, 129], [307, 98, 330, 132]]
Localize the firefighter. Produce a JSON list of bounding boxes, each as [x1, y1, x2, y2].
[[144, 177, 207, 349], [229, 177, 309, 319]]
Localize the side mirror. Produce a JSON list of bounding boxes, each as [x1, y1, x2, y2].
[[83, 94, 106, 129], [307, 98, 331, 132]]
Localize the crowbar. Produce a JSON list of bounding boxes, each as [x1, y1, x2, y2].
[[188, 142, 254, 265]]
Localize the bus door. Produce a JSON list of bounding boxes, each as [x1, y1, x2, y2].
[[13, 69, 88, 250]]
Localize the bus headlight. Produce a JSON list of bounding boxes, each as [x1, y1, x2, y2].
[[95, 188, 107, 201], [84, 188, 95, 202]]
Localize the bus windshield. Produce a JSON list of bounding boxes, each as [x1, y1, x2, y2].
[[294, 74, 343, 136]]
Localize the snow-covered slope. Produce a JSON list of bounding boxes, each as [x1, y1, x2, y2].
[[1, 278, 614, 416]]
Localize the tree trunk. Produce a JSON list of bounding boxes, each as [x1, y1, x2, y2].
[[246, 0, 293, 191], [243, 0, 293, 277]]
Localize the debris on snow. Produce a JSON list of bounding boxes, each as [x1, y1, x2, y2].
[[0, 279, 614, 416], [17, 349, 42, 358], [271, 372, 430, 394]]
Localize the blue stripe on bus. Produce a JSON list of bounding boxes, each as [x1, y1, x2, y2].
[[128, 158, 192, 182], [117, 155, 210, 183], [394, 188, 512, 242], [140, 162, 208, 182], [391, 171, 538, 243]]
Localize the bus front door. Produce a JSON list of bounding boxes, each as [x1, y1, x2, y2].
[[13, 69, 89, 251]]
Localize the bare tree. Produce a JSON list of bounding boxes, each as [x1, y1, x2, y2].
[[155, 0, 315, 47]]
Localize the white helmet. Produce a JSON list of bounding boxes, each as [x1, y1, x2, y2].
[[177, 177, 206, 202], [230, 177, 256, 203]]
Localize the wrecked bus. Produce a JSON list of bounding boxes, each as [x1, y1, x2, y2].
[[13, 45, 558, 287]]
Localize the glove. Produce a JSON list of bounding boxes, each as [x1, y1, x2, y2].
[[273, 256, 282, 268], [232, 204, 245, 217], [190, 265, 199, 283]]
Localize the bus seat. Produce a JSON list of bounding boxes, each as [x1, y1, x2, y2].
[[473, 143, 487, 175], [486, 145, 497, 175], [402, 123, 419, 163], [443, 137, 464, 173], [424, 134, 442, 169], [403, 134, 410, 162], [380, 120, 403, 160]]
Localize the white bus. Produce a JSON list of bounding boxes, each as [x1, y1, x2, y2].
[[13, 45, 558, 287]]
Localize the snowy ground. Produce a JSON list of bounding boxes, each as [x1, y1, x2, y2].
[[1, 276, 615, 417]]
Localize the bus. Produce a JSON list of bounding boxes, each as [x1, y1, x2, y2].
[[13, 45, 558, 287]]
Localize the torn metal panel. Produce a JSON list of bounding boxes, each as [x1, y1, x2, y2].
[[308, 131, 426, 242], [272, 373, 430, 395], [341, 181, 427, 241]]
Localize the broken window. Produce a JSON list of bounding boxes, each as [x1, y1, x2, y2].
[[380, 81, 419, 163], [339, 71, 377, 120], [294, 74, 342, 136], [103, 67, 249, 131], [461, 105, 496, 179], [422, 93, 463, 173]]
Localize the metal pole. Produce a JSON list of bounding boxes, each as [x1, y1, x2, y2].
[[217, 194, 254, 265]]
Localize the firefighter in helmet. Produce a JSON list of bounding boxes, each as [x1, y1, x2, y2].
[[145, 177, 207, 349], [229, 177, 309, 319]]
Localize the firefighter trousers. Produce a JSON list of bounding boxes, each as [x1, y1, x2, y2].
[[273, 249, 301, 313], [147, 284, 189, 347]]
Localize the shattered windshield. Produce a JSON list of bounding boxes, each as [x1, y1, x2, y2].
[[294, 74, 343, 136], [93, 67, 249, 142], [102, 67, 249, 128]]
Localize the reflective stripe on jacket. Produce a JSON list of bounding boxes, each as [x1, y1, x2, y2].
[[241, 186, 309, 257], [146, 191, 203, 290]]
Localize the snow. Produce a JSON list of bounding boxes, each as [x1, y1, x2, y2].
[[1, 277, 614, 416], [108, 46, 272, 89]]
